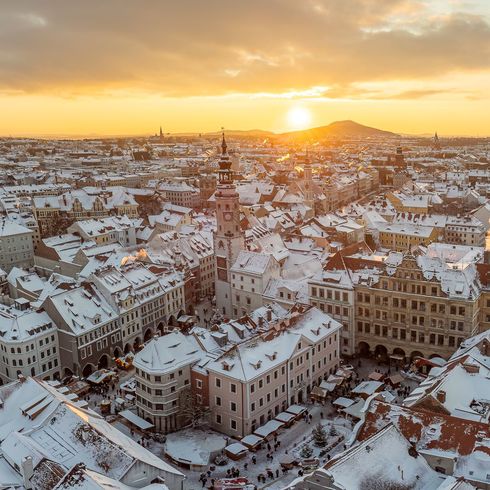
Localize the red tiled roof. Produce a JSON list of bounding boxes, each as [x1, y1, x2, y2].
[[357, 400, 489, 456], [476, 263, 490, 287]]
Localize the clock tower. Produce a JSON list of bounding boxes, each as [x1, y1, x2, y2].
[[214, 132, 244, 318]]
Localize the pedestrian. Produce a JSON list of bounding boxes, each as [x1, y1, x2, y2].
[[320, 411, 324, 418], [207, 470, 211, 478], [276, 469, 279, 478], [244, 462, 248, 471], [202, 478, 207, 488], [252, 455, 257, 464]]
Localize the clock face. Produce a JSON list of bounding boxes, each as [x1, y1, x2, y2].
[[224, 212, 233, 221]]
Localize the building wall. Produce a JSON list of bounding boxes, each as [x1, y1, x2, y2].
[[0, 231, 34, 272], [354, 259, 479, 360]]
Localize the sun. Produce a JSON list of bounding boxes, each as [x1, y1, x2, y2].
[[287, 106, 312, 129]]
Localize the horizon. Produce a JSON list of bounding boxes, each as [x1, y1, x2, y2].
[[2, 118, 490, 140], [1, 1, 489, 136]]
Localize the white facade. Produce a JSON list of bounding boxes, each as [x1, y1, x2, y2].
[[0, 303, 60, 383], [0, 219, 34, 272], [230, 251, 281, 317]]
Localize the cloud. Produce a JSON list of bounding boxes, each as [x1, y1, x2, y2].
[[0, 0, 488, 98]]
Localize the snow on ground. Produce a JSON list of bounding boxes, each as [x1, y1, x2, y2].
[[81, 356, 420, 489], [165, 429, 227, 467]]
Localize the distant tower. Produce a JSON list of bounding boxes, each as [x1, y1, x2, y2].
[[433, 131, 441, 150], [214, 131, 244, 318], [303, 150, 315, 211], [395, 146, 405, 167], [159, 126, 164, 141]]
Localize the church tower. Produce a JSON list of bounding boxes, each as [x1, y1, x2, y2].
[[214, 132, 244, 318], [303, 151, 315, 211]]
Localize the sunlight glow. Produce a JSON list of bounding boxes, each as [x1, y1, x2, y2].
[[287, 106, 312, 130]]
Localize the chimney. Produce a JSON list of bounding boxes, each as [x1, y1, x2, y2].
[[436, 390, 446, 404], [21, 456, 34, 490], [266, 308, 272, 322]]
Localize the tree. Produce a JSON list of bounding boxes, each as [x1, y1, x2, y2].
[[178, 387, 209, 428], [312, 423, 328, 447], [329, 425, 338, 437], [300, 443, 313, 459]]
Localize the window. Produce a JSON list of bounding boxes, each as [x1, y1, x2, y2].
[[230, 419, 237, 430], [216, 414, 222, 424], [215, 396, 222, 406], [230, 383, 237, 393], [230, 402, 237, 412], [215, 378, 221, 388]]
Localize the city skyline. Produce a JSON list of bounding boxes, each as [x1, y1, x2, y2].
[[1, 0, 489, 137]]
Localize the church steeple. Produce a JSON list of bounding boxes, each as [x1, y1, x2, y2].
[[221, 130, 227, 155]]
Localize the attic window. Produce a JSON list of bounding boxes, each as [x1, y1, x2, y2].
[[250, 360, 262, 370], [222, 361, 234, 371]]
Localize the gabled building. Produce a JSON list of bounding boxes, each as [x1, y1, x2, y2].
[[0, 377, 184, 489], [230, 251, 280, 316]]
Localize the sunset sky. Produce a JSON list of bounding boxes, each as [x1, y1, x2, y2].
[[1, 0, 489, 137]]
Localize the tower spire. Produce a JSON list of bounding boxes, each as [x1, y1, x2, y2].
[[221, 127, 227, 155]]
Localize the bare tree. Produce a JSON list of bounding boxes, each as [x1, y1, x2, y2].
[[178, 387, 209, 428]]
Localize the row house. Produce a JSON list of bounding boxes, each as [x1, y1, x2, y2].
[[33, 188, 139, 237], [41, 284, 121, 378], [311, 252, 481, 362], [91, 263, 186, 354], [148, 230, 215, 302]]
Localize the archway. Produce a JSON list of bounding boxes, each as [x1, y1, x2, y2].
[[298, 390, 304, 404], [63, 367, 73, 378], [410, 351, 424, 360], [358, 342, 370, 357], [113, 347, 122, 359], [168, 315, 176, 327], [374, 345, 388, 361], [98, 354, 109, 370], [124, 343, 132, 354], [82, 363, 94, 378], [157, 322, 166, 336], [144, 328, 153, 342], [393, 348, 405, 357], [133, 337, 142, 351]]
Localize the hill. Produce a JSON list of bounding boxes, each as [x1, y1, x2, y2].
[[203, 129, 275, 137], [278, 120, 398, 141]]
